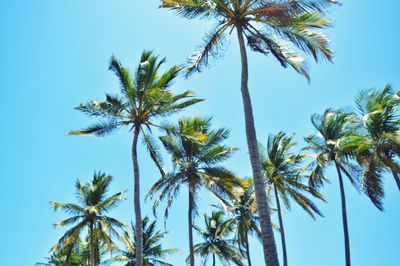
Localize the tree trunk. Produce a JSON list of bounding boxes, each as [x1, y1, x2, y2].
[[334, 161, 351, 266], [236, 25, 279, 266], [274, 185, 287, 266], [132, 126, 143, 266], [188, 184, 195, 266], [213, 253, 216, 266], [245, 232, 252, 266], [89, 222, 95, 266]]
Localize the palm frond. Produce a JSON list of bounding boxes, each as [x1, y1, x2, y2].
[[68, 120, 126, 137], [186, 23, 230, 76]]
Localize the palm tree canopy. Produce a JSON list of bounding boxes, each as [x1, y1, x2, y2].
[[112, 217, 178, 266], [304, 109, 360, 189], [161, 0, 337, 79], [191, 210, 243, 266], [37, 241, 85, 266], [70, 50, 202, 137], [355, 84, 400, 144], [345, 84, 400, 209], [68, 51, 202, 172], [261, 131, 324, 218], [149, 117, 245, 220], [38, 237, 114, 266], [228, 180, 260, 244], [49, 172, 128, 262]]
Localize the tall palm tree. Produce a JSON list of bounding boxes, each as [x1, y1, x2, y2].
[[148, 117, 244, 266], [113, 217, 178, 266], [160, 1, 336, 264], [228, 180, 260, 266], [192, 210, 243, 266], [68, 51, 202, 266], [347, 85, 400, 207], [304, 110, 360, 266], [50, 172, 128, 266], [260, 132, 324, 266]]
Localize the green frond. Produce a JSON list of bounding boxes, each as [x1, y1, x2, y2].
[[109, 56, 136, 102], [270, 13, 333, 62], [142, 132, 167, 178], [68, 120, 125, 137], [50, 202, 85, 215], [247, 26, 311, 80], [186, 23, 230, 76], [361, 159, 384, 211], [161, 0, 223, 19], [96, 190, 127, 213]]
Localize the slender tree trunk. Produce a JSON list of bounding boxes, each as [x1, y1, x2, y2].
[[89, 222, 95, 266], [274, 185, 287, 266], [236, 25, 279, 266], [188, 184, 195, 266], [245, 232, 252, 266], [334, 161, 351, 266], [132, 126, 143, 266], [213, 253, 216, 266]]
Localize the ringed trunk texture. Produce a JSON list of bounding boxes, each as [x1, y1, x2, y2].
[[188, 184, 195, 266], [334, 161, 351, 266], [236, 25, 279, 266], [245, 232, 252, 266], [89, 222, 95, 266], [132, 126, 143, 266], [274, 185, 287, 266]]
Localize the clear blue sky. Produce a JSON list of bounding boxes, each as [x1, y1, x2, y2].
[[1, 0, 399, 265]]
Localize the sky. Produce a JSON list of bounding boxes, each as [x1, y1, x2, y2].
[[1, 0, 399, 265]]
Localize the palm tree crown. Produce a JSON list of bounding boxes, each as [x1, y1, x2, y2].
[[114, 217, 178, 266], [262, 132, 324, 217], [150, 117, 243, 219], [348, 84, 400, 208], [37, 240, 86, 266], [162, 0, 336, 78], [192, 210, 243, 266], [69, 50, 202, 161], [50, 172, 128, 266]]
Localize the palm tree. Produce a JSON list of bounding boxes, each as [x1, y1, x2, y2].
[[192, 210, 243, 266], [228, 180, 260, 266], [347, 85, 400, 208], [148, 117, 244, 266], [160, 1, 336, 264], [37, 242, 84, 266], [50, 172, 128, 266], [68, 51, 202, 266], [260, 132, 324, 266], [304, 109, 360, 266], [37, 239, 111, 266], [113, 217, 178, 266]]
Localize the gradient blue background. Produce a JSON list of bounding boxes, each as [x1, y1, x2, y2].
[[1, 0, 399, 265]]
